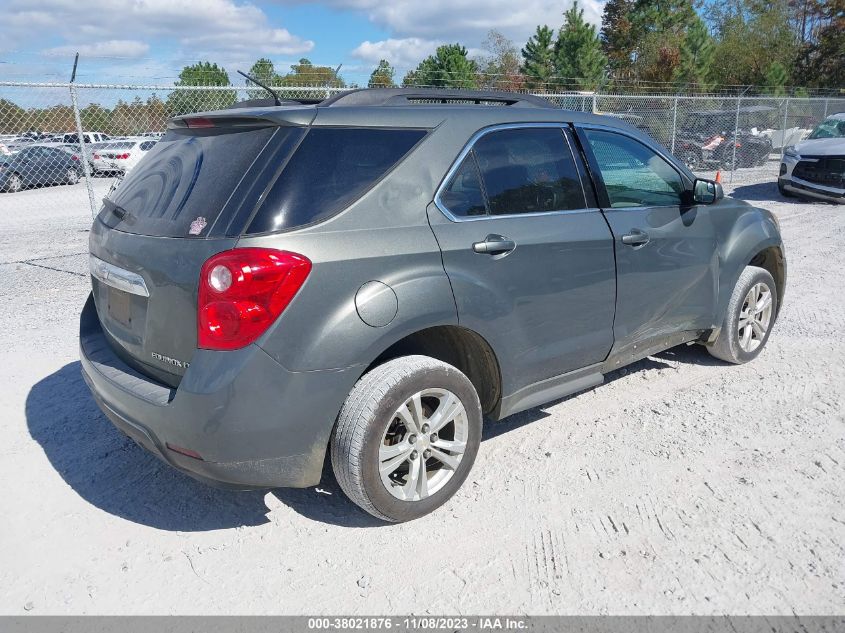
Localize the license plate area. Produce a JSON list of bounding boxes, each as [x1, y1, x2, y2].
[[107, 287, 132, 326]]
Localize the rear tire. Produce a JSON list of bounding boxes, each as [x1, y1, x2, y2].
[[66, 168, 80, 185], [331, 355, 482, 522], [777, 179, 794, 198], [708, 266, 778, 364]]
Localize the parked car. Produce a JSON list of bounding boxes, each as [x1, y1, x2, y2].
[[676, 106, 775, 169], [3, 136, 39, 154], [91, 138, 157, 173], [0, 144, 82, 192], [43, 132, 111, 145], [778, 113, 845, 203], [80, 88, 786, 522]]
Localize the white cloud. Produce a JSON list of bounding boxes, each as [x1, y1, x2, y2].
[[43, 40, 151, 59], [282, 0, 602, 43], [1, 0, 314, 62], [351, 38, 442, 68]]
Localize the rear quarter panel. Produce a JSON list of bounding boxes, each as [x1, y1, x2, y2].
[[236, 116, 478, 373]]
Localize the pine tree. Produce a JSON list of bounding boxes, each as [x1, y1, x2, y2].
[[368, 60, 396, 88], [600, 0, 636, 77], [629, 0, 697, 84], [553, 1, 607, 89], [405, 44, 478, 88], [674, 17, 715, 92], [521, 25, 556, 88], [764, 61, 789, 95]]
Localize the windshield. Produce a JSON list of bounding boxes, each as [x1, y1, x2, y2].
[[808, 118, 845, 139]]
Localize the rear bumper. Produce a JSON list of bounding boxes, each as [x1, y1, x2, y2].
[[79, 294, 360, 489]]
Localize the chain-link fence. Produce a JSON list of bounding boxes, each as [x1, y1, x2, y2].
[[2, 81, 844, 219]]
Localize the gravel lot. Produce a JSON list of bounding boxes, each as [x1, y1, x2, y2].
[[0, 173, 843, 615]]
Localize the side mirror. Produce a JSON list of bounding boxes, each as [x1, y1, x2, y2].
[[692, 178, 723, 204]]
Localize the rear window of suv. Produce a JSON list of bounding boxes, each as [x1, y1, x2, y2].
[[100, 125, 426, 237], [99, 126, 283, 238], [245, 127, 427, 234]]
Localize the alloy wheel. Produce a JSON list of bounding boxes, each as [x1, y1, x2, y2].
[[378, 389, 469, 502], [8, 174, 22, 192], [737, 282, 773, 352]]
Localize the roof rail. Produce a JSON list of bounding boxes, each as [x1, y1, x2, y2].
[[320, 88, 556, 109]]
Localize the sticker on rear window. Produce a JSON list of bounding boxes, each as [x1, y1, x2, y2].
[[188, 217, 207, 235]]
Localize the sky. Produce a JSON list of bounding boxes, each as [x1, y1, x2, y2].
[[0, 0, 604, 87]]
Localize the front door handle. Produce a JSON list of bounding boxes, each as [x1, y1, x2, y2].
[[472, 234, 516, 255], [621, 230, 650, 246]]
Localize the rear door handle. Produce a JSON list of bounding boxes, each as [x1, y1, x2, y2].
[[621, 230, 650, 246], [472, 234, 516, 255]]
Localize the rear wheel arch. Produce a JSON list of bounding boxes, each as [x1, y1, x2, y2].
[[362, 325, 502, 417]]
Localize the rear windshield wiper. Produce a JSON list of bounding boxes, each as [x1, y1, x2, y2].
[[102, 197, 130, 221]]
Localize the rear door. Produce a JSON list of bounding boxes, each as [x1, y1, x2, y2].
[[576, 126, 718, 361], [429, 124, 616, 395]]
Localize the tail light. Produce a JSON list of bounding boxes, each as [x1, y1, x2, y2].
[[93, 153, 100, 160], [71, 154, 80, 161], [115, 153, 130, 160], [198, 248, 311, 350]]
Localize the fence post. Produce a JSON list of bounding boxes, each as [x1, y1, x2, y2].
[[729, 94, 742, 184], [591, 93, 597, 113], [780, 97, 790, 160], [69, 54, 97, 218], [670, 95, 679, 154], [823, 98, 829, 119]]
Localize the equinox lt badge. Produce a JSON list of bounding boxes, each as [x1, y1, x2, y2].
[[151, 351, 190, 369]]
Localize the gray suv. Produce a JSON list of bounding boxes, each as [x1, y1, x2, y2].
[[80, 88, 786, 522]]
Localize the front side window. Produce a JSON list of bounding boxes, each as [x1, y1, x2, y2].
[[584, 129, 685, 208], [473, 127, 586, 215]]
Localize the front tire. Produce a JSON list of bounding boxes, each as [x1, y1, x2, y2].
[[331, 355, 482, 522], [708, 266, 778, 364], [66, 168, 80, 185]]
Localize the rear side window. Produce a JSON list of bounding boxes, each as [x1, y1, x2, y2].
[[473, 127, 586, 215], [439, 156, 487, 217], [246, 127, 426, 234], [100, 126, 280, 237]]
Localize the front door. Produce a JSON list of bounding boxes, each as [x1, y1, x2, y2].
[[428, 125, 616, 397], [576, 126, 718, 363]]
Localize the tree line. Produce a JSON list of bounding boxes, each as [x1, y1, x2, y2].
[[0, 0, 840, 135], [179, 0, 842, 95]]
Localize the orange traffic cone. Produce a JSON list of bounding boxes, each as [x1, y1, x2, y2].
[[715, 170, 722, 183]]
